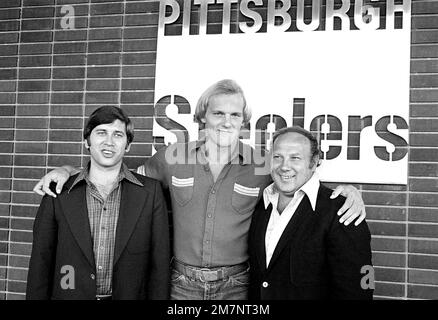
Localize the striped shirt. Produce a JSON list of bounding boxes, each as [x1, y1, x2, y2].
[[69, 162, 143, 295]]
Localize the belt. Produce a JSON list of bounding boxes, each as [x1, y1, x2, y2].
[[96, 295, 112, 300], [172, 258, 249, 282]]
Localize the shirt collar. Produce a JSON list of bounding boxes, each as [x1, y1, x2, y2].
[[188, 138, 252, 165], [263, 172, 320, 212], [68, 162, 143, 193]]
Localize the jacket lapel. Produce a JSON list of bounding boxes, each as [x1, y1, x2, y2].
[[113, 180, 147, 265], [60, 183, 95, 269], [266, 195, 313, 272], [256, 203, 272, 273]]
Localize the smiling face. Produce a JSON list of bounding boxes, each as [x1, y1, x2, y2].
[[85, 119, 130, 170], [201, 93, 245, 149], [271, 132, 317, 197]]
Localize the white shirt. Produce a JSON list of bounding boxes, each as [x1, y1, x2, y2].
[[263, 173, 320, 268]]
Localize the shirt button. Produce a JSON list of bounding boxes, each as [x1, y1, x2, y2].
[[208, 214, 212, 218], [100, 246, 104, 250], [98, 266, 103, 270], [211, 190, 215, 194], [103, 207, 107, 211], [262, 281, 269, 288], [90, 274, 95, 280]]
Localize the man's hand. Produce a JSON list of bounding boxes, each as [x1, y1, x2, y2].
[[33, 167, 71, 198], [330, 185, 366, 226]]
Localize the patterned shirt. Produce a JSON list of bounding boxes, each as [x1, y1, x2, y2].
[[137, 140, 272, 268], [69, 162, 143, 295]]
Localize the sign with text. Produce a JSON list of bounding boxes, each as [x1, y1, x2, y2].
[[154, 0, 411, 184]]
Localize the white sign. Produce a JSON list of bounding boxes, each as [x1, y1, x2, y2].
[[154, 0, 411, 184]]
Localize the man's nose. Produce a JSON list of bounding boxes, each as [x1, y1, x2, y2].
[[104, 134, 114, 145], [280, 159, 291, 171], [222, 114, 232, 127]]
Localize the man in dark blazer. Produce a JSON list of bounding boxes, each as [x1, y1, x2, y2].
[[26, 106, 170, 300], [249, 126, 373, 300]]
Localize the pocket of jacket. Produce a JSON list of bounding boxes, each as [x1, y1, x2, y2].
[[171, 176, 194, 206], [231, 183, 260, 214]]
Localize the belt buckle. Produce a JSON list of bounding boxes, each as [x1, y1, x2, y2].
[[199, 268, 218, 282]]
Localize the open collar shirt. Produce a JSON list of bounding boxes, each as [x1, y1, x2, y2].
[[263, 173, 320, 268], [69, 162, 143, 295]]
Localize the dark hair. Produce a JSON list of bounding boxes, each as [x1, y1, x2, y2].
[[271, 126, 321, 167], [84, 105, 134, 146]]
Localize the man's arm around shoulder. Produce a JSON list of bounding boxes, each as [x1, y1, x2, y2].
[[136, 147, 169, 188]]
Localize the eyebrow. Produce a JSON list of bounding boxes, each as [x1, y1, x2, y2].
[[95, 128, 125, 134], [272, 152, 301, 156], [212, 110, 242, 115]]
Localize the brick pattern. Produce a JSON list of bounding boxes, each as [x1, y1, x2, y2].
[[0, 0, 437, 300]]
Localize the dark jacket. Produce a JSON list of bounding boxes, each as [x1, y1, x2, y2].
[[249, 184, 373, 300], [26, 172, 170, 300]]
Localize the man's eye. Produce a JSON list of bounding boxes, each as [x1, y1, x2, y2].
[[231, 114, 241, 118], [97, 131, 106, 135]]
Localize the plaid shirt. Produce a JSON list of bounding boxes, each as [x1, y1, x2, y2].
[[69, 162, 143, 295]]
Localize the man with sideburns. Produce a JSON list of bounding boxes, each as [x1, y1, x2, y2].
[[27, 106, 170, 300], [33, 80, 367, 300]]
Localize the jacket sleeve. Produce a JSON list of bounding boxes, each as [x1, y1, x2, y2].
[[147, 180, 170, 300], [327, 203, 374, 300], [26, 195, 58, 300]]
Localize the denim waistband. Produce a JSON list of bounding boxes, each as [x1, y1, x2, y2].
[[172, 258, 249, 282]]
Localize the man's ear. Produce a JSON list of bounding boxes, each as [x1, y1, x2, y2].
[[311, 156, 320, 170], [125, 143, 131, 152], [84, 139, 90, 150]]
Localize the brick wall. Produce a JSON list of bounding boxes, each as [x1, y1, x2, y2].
[[0, 0, 437, 300]]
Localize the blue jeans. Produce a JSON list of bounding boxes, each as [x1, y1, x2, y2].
[[170, 266, 250, 300]]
